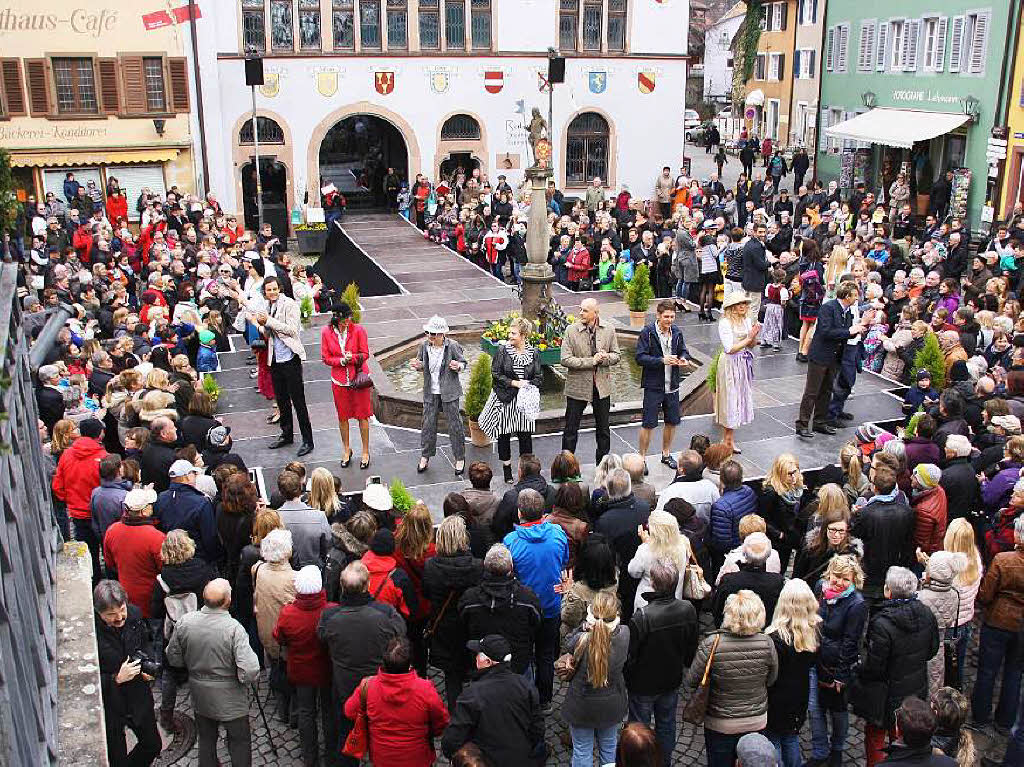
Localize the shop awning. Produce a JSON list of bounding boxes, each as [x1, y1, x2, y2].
[[824, 108, 970, 150], [8, 147, 181, 168], [745, 89, 765, 107]]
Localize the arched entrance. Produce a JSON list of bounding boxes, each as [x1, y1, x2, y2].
[[240, 158, 288, 238], [318, 115, 408, 207]]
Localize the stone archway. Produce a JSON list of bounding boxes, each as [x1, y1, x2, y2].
[[231, 109, 296, 222], [559, 105, 618, 192], [435, 110, 488, 183], [307, 102, 422, 204]]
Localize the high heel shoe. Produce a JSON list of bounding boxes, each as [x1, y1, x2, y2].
[[417, 457, 429, 473], [454, 460, 465, 476], [340, 450, 353, 468], [359, 455, 371, 470]]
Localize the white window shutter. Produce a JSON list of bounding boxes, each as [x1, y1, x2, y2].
[[819, 107, 830, 152], [826, 27, 835, 71], [876, 22, 889, 71], [858, 22, 870, 71], [905, 19, 921, 71], [899, 21, 911, 70], [838, 24, 850, 72], [934, 16, 948, 71], [949, 15, 965, 72], [969, 11, 990, 74]]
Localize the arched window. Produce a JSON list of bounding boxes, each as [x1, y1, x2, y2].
[[440, 114, 481, 140], [239, 116, 285, 145], [565, 112, 609, 186]]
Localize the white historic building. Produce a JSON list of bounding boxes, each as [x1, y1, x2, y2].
[[702, 2, 744, 106], [187, 0, 688, 228]]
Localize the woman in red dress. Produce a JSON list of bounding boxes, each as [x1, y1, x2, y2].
[[321, 302, 373, 470]]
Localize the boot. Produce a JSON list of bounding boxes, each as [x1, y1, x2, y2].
[[503, 463, 514, 484], [159, 708, 177, 733]]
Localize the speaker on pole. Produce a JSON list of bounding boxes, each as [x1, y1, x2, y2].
[[548, 56, 566, 84], [245, 57, 264, 87]]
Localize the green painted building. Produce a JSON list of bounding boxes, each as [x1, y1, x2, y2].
[[816, 0, 1018, 230]]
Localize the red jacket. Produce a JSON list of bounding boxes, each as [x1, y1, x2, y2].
[[362, 551, 410, 617], [106, 195, 128, 225], [911, 485, 948, 555], [393, 537, 436, 623], [52, 437, 108, 520], [567, 246, 592, 283], [272, 590, 337, 687], [103, 518, 165, 618], [320, 322, 370, 386], [986, 505, 1024, 562], [343, 670, 449, 767], [72, 225, 94, 262]]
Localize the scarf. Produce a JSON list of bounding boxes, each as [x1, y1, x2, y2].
[[866, 487, 899, 505], [823, 583, 854, 604], [780, 485, 805, 506]]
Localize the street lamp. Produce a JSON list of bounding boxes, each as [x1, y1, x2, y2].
[[962, 95, 981, 124], [245, 45, 265, 230], [152, 118, 166, 137], [861, 91, 877, 108]]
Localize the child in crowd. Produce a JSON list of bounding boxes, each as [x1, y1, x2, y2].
[[903, 368, 939, 418], [761, 268, 788, 351]]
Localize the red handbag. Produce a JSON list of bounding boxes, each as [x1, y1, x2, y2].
[[342, 678, 371, 759]]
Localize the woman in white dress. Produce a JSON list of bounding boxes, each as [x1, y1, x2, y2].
[[478, 316, 543, 483], [715, 292, 759, 453]]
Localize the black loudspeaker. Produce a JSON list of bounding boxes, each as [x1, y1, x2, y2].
[[245, 57, 264, 87], [548, 56, 566, 83]]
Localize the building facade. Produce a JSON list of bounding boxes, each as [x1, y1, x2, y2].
[[997, 12, 1024, 218], [742, 0, 797, 144], [703, 2, 745, 106], [191, 0, 688, 229], [818, 0, 1014, 230], [0, 0, 195, 218], [789, 0, 822, 151]]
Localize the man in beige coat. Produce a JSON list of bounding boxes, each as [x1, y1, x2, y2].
[[561, 298, 620, 463]]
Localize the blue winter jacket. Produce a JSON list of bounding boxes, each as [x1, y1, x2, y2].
[[708, 485, 758, 553], [155, 482, 222, 564], [197, 345, 218, 373], [90, 478, 132, 541], [503, 521, 569, 619]]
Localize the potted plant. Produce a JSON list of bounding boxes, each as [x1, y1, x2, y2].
[[706, 350, 721, 392], [342, 282, 361, 323], [624, 263, 655, 328], [389, 478, 416, 514], [913, 332, 946, 390], [299, 295, 314, 324], [201, 372, 221, 405], [464, 353, 493, 447], [295, 222, 328, 255]]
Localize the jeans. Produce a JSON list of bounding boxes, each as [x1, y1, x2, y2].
[[570, 723, 619, 767], [628, 692, 679, 766], [270, 355, 314, 444], [766, 730, 802, 767], [196, 714, 251, 767], [562, 389, 612, 465], [972, 623, 1024, 728], [808, 666, 850, 759], [293, 684, 332, 767], [73, 517, 101, 583], [535, 615, 560, 705], [705, 726, 754, 767]]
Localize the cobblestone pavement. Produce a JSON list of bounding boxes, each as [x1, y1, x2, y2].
[[147, 613, 1009, 766]]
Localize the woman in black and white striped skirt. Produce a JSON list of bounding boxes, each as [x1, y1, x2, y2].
[[478, 316, 543, 483]]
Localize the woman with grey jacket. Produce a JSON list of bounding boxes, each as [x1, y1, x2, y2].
[[673, 225, 699, 311], [685, 589, 779, 767], [411, 315, 467, 476], [563, 591, 630, 767]]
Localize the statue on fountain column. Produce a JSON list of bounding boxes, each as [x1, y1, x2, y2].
[[527, 108, 551, 170]]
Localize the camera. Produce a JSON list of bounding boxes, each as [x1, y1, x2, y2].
[[131, 650, 163, 678]]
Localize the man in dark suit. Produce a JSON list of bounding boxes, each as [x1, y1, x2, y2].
[[796, 282, 866, 438], [740, 222, 771, 319], [36, 364, 65, 435]]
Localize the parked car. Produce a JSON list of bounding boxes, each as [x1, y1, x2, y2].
[[686, 121, 714, 144], [684, 109, 701, 132]]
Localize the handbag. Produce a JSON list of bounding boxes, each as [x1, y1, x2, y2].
[[681, 634, 720, 725], [682, 551, 712, 600], [342, 677, 371, 758], [335, 328, 373, 389], [423, 591, 455, 643], [943, 587, 963, 690]]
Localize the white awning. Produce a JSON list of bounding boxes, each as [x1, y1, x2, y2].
[[824, 107, 970, 150], [745, 89, 765, 107]]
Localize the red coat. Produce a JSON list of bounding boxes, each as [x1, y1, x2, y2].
[[343, 670, 449, 767], [103, 518, 165, 618], [986, 505, 1024, 562], [272, 590, 337, 687], [567, 246, 592, 283], [362, 551, 409, 617], [320, 321, 370, 386], [911, 485, 948, 555], [106, 195, 128, 224], [72, 224, 94, 262], [393, 537, 436, 623], [52, 437, 108, 520]]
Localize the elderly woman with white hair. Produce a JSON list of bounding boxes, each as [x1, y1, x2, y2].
[[253, 528, 297, 719], [410, 315, 467, 476], [852, 566, 940, 767], [685, 589, 778, 767]]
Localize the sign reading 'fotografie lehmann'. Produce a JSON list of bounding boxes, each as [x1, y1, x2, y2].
[[0, 7, 118, 37], [890, 89, 962, 106]]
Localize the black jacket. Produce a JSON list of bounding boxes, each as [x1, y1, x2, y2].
[[140, 440, 178, 493], [854, 598, 940, 728], [879, 742, 957, 767], [96, 604, 155, 723], [625, 591, 698, 695], [808, 299, 854, 366], [767, 633, 818, 735], [713, 563, 785, 627], [150, 557, 217, 621], [816, 586, 867, 686], [851, 496, 915, 599], [458, 573, 542, 674], [36, 385, 65, 433], [179, 414, 220, 451], [490, 342, 542, 404], [594, 494, 651, 612], [740, 237, 770, 293], [422, 552, 483, 671], [441, 663, 544, 765], [492, 473, 556, 540], [939, 456, 981, 523], [759, 485, 804, 554]]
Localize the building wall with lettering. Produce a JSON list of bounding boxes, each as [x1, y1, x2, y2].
[[191, 0, 689, 217], [998, 11, 1024, 218], [817, 0, 1013, 229]]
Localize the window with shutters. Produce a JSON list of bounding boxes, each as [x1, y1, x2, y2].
[[470, 0, 490, 48], [143, 58, 166, 112], [875, 21, 888, 71], [417, 0, 438, 49], [904, 18, 920, 71], [769, 52, 781, 80], [922, 16, 947, 72], [799, 0, 816, 26], [772, 2, 783, 31], [360, 0, 381, 48], [53, 57, 98, 115], [607, 0, 626, 51], [582, 2, 602, 51], [836, 24, 849, 72], [889, 19, 905, 71], [825, 27, 835, 71], [755, 52, 766, 80], [242, 0, 266, 52], [965, 11, 990, 75], [298, 0, 322, 50], [0, 59, 26, 118], [565, 112, 608, 186], [445, 0, 465, 48], [797, 48, 815, 78], [240, 116, 285, 144], [559, 0, 579, 50], [948, 15, 965, 72], [858, 20, 876, 72]]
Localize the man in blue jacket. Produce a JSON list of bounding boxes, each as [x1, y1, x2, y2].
[[503, 488, 569, 710], [707, 460, 758, 578], [636, 300, 696, 474], [796, 282, 866, 438], [155, 460, 221, 565]]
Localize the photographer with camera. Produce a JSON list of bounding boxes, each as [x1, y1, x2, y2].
[[95, 579, 163, 766]]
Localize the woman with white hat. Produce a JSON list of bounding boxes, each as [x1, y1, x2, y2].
[[715, 292, 759, 453], [411, 316, 467, 475]]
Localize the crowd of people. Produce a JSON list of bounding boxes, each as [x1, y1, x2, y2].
[[13, 154, 1024, 767]]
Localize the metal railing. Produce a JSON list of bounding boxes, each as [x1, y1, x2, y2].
[[0, 262, 60, 765]]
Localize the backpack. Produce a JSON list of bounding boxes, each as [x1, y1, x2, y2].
[[157, 574, 198, 640], [799, 268, 824, 308]]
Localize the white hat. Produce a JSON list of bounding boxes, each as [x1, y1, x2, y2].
[[168, 459, 198, 479], [423, 315, 450, 334], [362, 481, 393, 512], [721, 292, 752, 310], [123, 487, 158, 511], [294, 565, 323, 595]]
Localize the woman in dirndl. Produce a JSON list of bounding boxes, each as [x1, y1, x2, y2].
[[715, 292, 759, 453], [477, 316, 542, 484], [321, 302, 374, 470]]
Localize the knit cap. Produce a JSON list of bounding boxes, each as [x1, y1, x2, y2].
[[914, 463, 941, 489], [370, 529, 395, 556], [993, 414, 1022, 435], [735, 733, 778, 767], [926, 551, 968, 585], [294, 565, 322, 595]]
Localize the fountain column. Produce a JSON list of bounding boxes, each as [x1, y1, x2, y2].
[[521, 165, 556, 325]]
